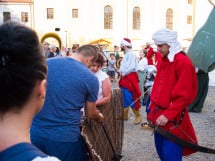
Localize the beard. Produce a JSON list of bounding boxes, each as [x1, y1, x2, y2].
[[121, 46, 125, 51]]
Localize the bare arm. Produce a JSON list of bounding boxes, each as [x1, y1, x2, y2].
[[85, 101, 104, 123], [96, 77, 111, 106]]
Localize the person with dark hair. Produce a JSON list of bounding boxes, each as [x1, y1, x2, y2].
[[118, 38, 142, 125], [113, 45, 120, 60], [188, 68, 209, 113], [107, 53, 116, 82], [148, 28, 198, 161], [72, 44, 79, 53], [30, 44, 104, 161], [144, 40, 154, 65], [137, 49, 148, 105], [90, 53, 111, 106], [0, 21, 59, 160]]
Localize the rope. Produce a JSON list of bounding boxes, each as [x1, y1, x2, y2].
[[81, 124, 103, 161], [127, 88, 150, 108]]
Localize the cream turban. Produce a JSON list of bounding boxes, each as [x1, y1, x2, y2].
[[153, 47, 157, 52], [121, 38, 132, 47], [146, 40, 154, 45], [152, 28, 182, 62]]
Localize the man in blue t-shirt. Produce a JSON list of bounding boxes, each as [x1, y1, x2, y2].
[[30, 45, 104, 161]]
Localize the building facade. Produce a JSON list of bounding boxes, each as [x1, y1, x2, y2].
[[0, 0, 213, 50]]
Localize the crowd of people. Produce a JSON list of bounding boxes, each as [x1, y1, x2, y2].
[[0, 20, 211, 161]]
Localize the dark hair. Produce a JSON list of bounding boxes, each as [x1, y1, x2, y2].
[[96, 52, 105, 67], [76, 45, 98, 63], [66, 50, 70, 56], [0, 21, 47, 114], [110, 53, 115, 57], [72, 44, 79, 53]]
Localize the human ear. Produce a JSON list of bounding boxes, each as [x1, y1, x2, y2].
[[37, 79, 47, 99]]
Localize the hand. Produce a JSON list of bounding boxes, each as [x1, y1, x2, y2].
[[96, 112, 104, 123], [156, 115, 168, 126]]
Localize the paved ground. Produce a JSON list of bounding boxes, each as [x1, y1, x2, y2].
[[121, 86, 215, 161]]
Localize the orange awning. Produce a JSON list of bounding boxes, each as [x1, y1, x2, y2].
[[88, 38, 111, 45]]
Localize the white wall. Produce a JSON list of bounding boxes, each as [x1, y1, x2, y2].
[[1, 0, 214, 50], [0, 3, 32, 26], [194, 0, 213, 33], [193, 0, 215, 86]]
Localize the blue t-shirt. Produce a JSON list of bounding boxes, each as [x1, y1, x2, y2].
[[31, 57, 99, 142], [0, 143, 58, 161]]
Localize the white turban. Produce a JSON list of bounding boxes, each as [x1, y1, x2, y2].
[[152, 28, 182, 62], [146, 40, 154, 45], [121, 38, 132, 47], [153, 47, 157, 52]]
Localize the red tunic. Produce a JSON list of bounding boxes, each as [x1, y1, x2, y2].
[[146, 47, 162, 67], [119, 72, 141, 110], [146, 47, 154, 65], [147, 52, 198, 156]]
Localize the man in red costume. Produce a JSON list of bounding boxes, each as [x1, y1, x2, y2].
[[147, 28, 198, 161], [145, 40, 162, 67], [144, 40, 154, 65], [118, 38, 142, 125]]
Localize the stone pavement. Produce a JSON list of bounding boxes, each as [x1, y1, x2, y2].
[[121, 86, 215, 161]]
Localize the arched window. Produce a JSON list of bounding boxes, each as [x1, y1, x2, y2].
[[166, 8, 173, 30], [104, 5, 113, 29], [133, 7, 141, 30]]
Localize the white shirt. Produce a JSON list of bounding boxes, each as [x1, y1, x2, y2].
[[94, 70, 109, 99], [119, 49, 138, 76], [137, 57, 148, 71]]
